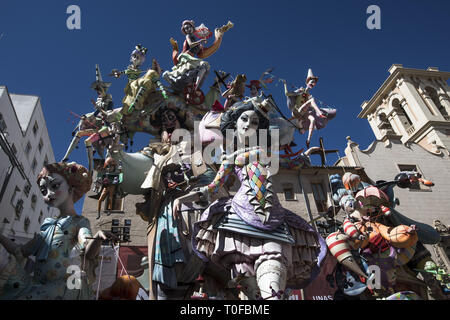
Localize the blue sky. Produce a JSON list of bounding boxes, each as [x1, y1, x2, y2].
[[1, 0, 450, 212]]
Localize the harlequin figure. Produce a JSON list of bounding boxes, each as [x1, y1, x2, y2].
[[282, 69, 336, 148], [0, 162, 115, 300], [173, 99, 327, 300], [97, 157, 123, 219]]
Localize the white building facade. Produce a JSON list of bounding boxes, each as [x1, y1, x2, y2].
[[337, 65, 450, 227], [0, 86, 57, 268]]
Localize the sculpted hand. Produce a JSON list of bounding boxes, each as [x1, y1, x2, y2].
[[95, 230, 119, 242], [173, 199, 181, 220]]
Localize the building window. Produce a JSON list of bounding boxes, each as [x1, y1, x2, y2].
[[38, 139, 43, 153], [111, 219, 120, 235], [10, 186, 21, 207], [44, 155, 49, 167], [311, 182, 328, 213], [397, 164, 430, 191], [15, 199, 24, 220], [123, 219, 131, 242], [24, 142, 32, 157], [11, 144, 17, 155], [32, 121, 39, 136], [105, 194, 124, 213], [38, 211, 43, 224], [24, 182, 31, 197], [0, 113, 6, 131], [31, 158, 37, 173], [425, 87, 448, 119], [31, 194, 37, 210], [282, 183, 297, 201], [24, 217, 31, 232], [392, 98, 413, 127]]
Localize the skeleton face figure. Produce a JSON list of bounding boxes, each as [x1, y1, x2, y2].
[[130, 51, 145, 68], [236, 110, 259, 140], [250, 85, 259, 97], [161, 110, 179, 131], [162, 164, 186, 189], [39, 173, 71, 208]]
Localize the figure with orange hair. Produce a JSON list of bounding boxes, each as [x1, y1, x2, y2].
[[0, 162, 116, 300]]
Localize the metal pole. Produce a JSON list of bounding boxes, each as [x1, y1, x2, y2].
[[297, 170, 317, 232]]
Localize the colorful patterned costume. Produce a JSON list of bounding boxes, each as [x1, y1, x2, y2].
[[152, 165, 217, 292], [192, 148, 327, 288], [121, 66, 160, 115], [0, 215, 93, 300]]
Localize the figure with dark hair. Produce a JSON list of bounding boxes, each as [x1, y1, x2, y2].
[[173, 99, 327, 300], [163, 20, 233, 96], [150, 106, 189, 143]]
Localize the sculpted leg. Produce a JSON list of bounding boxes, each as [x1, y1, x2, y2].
[[85, 139, 94, 177], [97, 188, 108, 219], [255, 259, 287, 300], [306, 114, 316, 147], [238, 276, 259, 300], [62, 135, 81, 161]]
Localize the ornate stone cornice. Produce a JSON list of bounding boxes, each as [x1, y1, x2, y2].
[[359, 65, 450, 119]]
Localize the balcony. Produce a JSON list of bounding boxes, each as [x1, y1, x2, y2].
[[406, 125, 416, 135]]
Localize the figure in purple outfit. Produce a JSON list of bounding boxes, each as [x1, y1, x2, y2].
[[173, 99, 327, 300]]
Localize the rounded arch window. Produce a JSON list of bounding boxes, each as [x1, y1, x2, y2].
[[392, 98, 413, 127], [425, 86, 447, 117]]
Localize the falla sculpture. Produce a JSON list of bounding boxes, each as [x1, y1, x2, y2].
[[3, 18, 446, 301]]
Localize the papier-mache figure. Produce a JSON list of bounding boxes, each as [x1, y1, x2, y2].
[[62, 111, 122, 177], [173, 99, 327, 300], [222, 74, 247, 109], [111, 44, 165, 115], [326, 171, 441, 298], [91, 64, 113, 117], [0, 162, 116, 300], [163, 20, 233, 103], [96, 157, 123, 219], [282, 68, 336, 148]]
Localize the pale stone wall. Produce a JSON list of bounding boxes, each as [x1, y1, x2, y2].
[[82, 187, 149, 247]]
